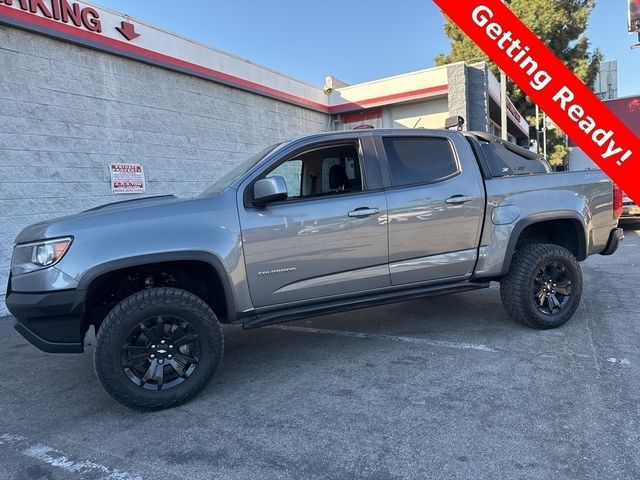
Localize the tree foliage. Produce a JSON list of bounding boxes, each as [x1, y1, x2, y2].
[[436, 0, 602, 166]]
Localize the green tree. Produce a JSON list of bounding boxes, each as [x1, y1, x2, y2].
[[436, 0, 602, 167]]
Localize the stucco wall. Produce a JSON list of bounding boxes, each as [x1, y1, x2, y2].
[[446, 63, 470, 129], [446, 62, 491, 133], [0, 26, 329, 315], [467, 63, 490, 132]]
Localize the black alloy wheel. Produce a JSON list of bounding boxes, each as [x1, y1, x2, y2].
[[500, 243, 583, 330], [532, 261, 574, 315], [121, 315, 201, 391]]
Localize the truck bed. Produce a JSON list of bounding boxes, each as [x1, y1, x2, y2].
[[473, 169, 617, 278]]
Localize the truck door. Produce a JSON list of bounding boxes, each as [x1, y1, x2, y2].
[[238, 136, 390, 308], [376, 132, 485, 285]]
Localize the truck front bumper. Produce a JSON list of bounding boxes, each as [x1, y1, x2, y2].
[[6, 284, 85, 353], [600, 228, 624, 256]]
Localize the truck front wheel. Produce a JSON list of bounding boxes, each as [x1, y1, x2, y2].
[[500, 243, 583, 329], [94, 287, 223, 410]]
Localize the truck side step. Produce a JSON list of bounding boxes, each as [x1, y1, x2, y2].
[[243, 280, 491, 329]]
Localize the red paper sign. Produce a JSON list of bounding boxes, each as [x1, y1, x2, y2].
[[433, 0, 640, 204]]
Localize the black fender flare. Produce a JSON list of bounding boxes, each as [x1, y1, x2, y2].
[[77, 251, 236, 322], [500, 212, 587, 276]]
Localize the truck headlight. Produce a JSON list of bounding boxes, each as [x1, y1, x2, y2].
[[11, 237, 73, 275]]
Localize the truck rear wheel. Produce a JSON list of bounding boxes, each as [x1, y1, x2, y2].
[[500, 243, 583, 329], [94, 287, 223, 410]]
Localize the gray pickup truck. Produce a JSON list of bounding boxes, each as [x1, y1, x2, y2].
[[6, 129, 623, 410]]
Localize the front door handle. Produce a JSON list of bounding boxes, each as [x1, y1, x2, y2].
[[445, 195, 473, 205], [348, 207, 380, 218]]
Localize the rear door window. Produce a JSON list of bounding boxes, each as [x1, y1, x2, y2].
[[382, 137, 459, 187]]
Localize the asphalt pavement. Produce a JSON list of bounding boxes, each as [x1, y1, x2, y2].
[[0, 227, 639, 480]]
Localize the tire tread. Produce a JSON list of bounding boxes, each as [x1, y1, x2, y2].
[[500, 243, 583, 329], [94, 287, 223, 410]]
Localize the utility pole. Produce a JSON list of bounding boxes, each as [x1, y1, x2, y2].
[[501, 69, 508, 141], [543, 111, 548, 159], [535, 104, 541, 154], [500, 0, 508, 141]]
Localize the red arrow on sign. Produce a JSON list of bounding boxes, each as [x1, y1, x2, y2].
[[116, 21, 140, 41]]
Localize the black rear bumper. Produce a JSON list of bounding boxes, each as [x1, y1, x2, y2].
[[600, 228, 624, 256], [6, 288, 85, 353]]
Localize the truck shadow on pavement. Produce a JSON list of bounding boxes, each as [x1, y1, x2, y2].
[[2, 288, 515, 410]]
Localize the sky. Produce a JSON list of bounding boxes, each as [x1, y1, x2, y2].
[[97, 0, 639, 96]]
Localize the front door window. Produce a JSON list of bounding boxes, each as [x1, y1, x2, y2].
[[264, 144, 363, 201]]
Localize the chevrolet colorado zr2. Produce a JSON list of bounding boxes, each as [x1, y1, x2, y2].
[[6, 130, 624, 409]]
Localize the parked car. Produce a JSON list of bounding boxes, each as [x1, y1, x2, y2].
[[621, 194, 640, 225], [6, 129, 624, 410]]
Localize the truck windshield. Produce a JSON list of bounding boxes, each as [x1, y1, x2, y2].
[[199, 143, 283, 197]]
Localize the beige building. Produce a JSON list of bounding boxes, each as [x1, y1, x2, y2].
[[328, 63, 530, 147]]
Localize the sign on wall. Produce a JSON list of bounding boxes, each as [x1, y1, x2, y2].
[[110, 163, 145, 194]]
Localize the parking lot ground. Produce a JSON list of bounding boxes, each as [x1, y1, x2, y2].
[[1, 227, 639, 480]]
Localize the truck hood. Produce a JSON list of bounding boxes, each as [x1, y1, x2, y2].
[[83, 195, 178, 213], [14, 194, 187, 244]]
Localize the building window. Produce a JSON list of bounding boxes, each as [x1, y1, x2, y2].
[[490, 120, 518, 144]]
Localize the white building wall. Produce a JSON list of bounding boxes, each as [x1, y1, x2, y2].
[[386, 98, 449, 129], [0, 26, 329, 315], [328, 65, 449, 112]]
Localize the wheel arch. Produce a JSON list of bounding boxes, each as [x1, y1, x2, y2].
[[79, 251, 237, 328], [501, 213, 587, 276]]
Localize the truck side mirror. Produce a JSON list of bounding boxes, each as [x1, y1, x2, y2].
[[253, 176, 288, 205]]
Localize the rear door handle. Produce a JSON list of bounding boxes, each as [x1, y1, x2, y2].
[[445, 195, 473, 205], [348, 207, 380, 218]]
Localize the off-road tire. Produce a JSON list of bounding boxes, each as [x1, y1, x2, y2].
[[94, 287, 223, 410], [500, 243, 583, 329]]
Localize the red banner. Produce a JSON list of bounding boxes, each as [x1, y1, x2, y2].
[[433, 0, 640, 204]]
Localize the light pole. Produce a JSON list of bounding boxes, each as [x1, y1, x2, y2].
[[500, 69, 508, 141], [535, 104, 541, 154], [543, 111, 548, 159], [500, 0, 508, 141]]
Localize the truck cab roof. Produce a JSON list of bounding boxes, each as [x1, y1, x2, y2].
[[285, 129, 550, 178]]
